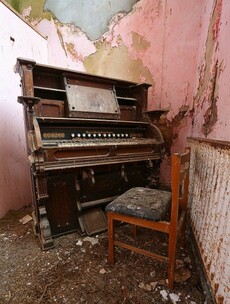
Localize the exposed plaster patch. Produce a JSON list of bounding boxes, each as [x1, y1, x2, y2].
[[21, 5, 32, 19], [146, 105, 189, 156], [7, 0, 53, 23], [37, 18, 96, 66], [202, 61, 219, 136], [44, 0, 140, 40], [116, 35, 123, 47], [64, 42, 85, 62], [61, 24, 96, 57], [131, 32, 150, 51], [193, 0, 222, 136], [65, 43, 79, 61], [194, 0, 222, 105], [56, 24, 67, 57], [83, 43, 154, 83], [212, 0, 222, 40], [171, 105, 189, 128]]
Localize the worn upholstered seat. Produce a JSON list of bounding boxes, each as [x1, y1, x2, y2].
[[106, 187, 171, 221], [106, 148, 190, 289]]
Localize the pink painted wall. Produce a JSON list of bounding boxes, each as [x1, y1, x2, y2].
[[0, 0, 205, 210], [1, 1, 230, 301], [152, 1, 204, 184], [0, 2, 48, 217], [33, 0, 204, 184], [191, 0, 230, 142], [29, 0, 203, 118]]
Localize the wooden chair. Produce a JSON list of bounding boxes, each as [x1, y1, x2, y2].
[[105, 148, 190, 289]]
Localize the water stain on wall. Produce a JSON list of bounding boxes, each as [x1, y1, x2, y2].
[[131, 32, 150, 51], [83, 43, 153, 83]]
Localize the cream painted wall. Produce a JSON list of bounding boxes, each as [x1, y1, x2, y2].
[[0, 2, 48, 217]]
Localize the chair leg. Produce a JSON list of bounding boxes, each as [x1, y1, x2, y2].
[[168, 229, 177, 289], [108, 212, 115, 264]]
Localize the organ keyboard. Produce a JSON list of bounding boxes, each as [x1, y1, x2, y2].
[[17, 58, 163, 250]]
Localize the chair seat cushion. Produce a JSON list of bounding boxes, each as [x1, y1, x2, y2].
[[105, 187, 172, 221]]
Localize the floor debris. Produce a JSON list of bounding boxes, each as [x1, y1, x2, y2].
[[19, 214, 32, 225], [83, 236, 99, 246], [169, 292, 180, 303], [160, 289, 169, 300], [174, 267, 192, 283], [0, 207, 206, 304]]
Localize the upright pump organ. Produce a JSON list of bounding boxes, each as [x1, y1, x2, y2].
[[17, 58, 164, 250]]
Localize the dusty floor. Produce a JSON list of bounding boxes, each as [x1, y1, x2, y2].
[[0, 207, 206, 304]]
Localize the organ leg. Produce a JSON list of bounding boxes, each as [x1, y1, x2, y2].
[[35, 173, 54, 250]]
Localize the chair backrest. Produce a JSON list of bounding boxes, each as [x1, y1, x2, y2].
[[170, 148, 190, 226]]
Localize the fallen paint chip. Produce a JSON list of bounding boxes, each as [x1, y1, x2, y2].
[[150, 281, 158, 290], [83, 236, 99, 245], [138, 282, 144, 288], [143, 284, 152, 291], [76, 240, 83, 246], [160, 290, 168, 300], [138, 282, 152, 291], [19, 215, 32, 225], [184, 256, 192, 264], [99, 268, 106, 274], [150, 270, 156, 277], [169, 293, 180, 303], [176, 259, 184, 269], [174, 267, 191, 283]]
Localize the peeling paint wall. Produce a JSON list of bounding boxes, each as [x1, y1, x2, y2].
[[25, 0, 202, 187], [34, 0, 165, 91], [2, 0, 205, 197], [44, 0, 140, 41], [2, 0, 228, 185], [5, 0, 203, 106], [6, 0, 204, 151], [0, 2, 48, 217], [192, 0, 230, 141], [187, 3, 230, 303], [5, 0, 229, 143], [155, 1, 204, 184]]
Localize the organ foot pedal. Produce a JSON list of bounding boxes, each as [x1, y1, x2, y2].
[[79, 207, 107, 236]]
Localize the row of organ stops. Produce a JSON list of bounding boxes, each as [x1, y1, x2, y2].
[[70, 132, 130, 139]]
